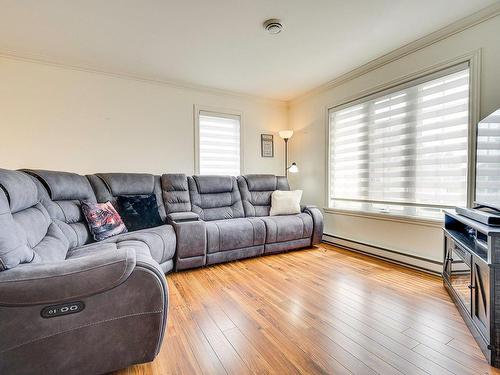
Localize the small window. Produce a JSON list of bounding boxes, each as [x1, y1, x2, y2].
[[328, 62, 470, 219], [197, 110, 241, 176]]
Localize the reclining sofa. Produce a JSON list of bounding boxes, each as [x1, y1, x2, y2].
[[0, 168, 323, 375]]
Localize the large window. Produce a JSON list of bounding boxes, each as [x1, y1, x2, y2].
[[328, 63, 470, 219], [197, 110, 241, 176]]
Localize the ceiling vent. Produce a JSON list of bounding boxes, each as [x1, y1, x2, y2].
[[263, 19, 283, 35]]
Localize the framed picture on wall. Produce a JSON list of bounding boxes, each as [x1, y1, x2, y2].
[[261, 134, 274, 157]]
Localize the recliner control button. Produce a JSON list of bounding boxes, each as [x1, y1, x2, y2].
[[41, 301, 85, 318]]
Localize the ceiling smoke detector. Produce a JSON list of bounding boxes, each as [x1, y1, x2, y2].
[[263, 19, 283, 35]]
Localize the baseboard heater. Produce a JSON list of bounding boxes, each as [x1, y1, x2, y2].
[[322, 233, 443, 275]]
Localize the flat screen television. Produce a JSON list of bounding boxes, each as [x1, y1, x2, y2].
[[475, 108, 500, 212]]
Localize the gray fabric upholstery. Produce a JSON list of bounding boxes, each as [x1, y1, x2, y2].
[[0, 167, 324, 374], [168, 215, 206, 271], [86, 173, 176, 267], [167, 211, 199, 222], [159, 259, 174, 273], [0, 247, 168, 375], [0, 169, 39, 213], [29, 170, 93, 202], [71, 224, 176, 266], [237, 174, 290, 217], [188, 175, 244, 221], [205, 218, 265, 253], [260, 213, 313, 244], [0, 169, 70, 267], [161, 174, 191, 214], [206, 245, 264, 265], [107, 225, 176, 265], [303, 206, 324, 245], [88, 173, 167, 222], [0, 247, 135, 305], [175, 255, 205, 270], [0, 169, 169, 374], [264, 238, 312, 254], [25, 170, 97, 248], [0, 170, 37, 270], [67, 240, 150, 260]]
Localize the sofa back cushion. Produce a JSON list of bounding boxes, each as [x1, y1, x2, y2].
[[161, 174, 191, 214], [0, 169, 69, 267], [237, 174, 290, 217], [188, 175, 244, 221], [25, 170, 97, 249], [87, 173, 167, 222]]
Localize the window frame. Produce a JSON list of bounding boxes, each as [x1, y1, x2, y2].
[[325, 50, 481, 223], [194, 105, 244, 176]]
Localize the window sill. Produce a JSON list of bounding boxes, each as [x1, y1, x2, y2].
[[323, 207, 444, 228]]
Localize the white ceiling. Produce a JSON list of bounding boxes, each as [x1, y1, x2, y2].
[[0, 0, 497, 101]]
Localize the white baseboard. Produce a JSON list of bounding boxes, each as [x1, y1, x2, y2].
[[323, 233, 443, 275]]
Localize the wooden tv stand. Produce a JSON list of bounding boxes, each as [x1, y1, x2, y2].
[[443, 209, 500, 367]]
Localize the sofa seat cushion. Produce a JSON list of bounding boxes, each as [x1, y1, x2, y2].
[[67, 240, 152, 260], [105, 225, 176, 264], [206, 218, 265, 253], [68, 225, 176, 264], [260, 213, 313, 244]]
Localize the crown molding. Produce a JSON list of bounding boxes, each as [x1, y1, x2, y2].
[[290, 2, 500, 105], [0, 49, 287, 105], [1, 2, 498, 106]]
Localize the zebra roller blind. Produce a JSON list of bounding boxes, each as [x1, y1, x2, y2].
[[328, 63, 470, 219], [198, 111, 241, 176], [476, 109, 500, 208]]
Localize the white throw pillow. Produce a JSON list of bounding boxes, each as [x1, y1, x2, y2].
[[269, 190, 303, 216]]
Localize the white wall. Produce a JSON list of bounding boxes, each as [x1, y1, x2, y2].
[[288, 15, 500, 269], [0, 56, 287, 175], [2, 14, 499, 271]]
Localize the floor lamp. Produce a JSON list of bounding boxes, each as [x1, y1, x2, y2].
[[279, 130, 299, 177]]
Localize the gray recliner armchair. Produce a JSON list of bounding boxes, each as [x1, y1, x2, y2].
[[0, 169, 168, 375]]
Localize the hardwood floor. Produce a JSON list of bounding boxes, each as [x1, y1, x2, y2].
[[114, 244, 500, 375]]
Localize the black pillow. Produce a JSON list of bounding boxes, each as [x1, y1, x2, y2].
[[116, 195, 163, 231]]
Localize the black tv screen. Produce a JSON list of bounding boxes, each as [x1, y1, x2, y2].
[[475, 108, 500, 210]]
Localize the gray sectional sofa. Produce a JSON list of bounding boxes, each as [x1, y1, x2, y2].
[[0, 168, 323, 375]]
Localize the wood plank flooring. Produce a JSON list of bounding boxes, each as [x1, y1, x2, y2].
[[113, 244, 500, 375]]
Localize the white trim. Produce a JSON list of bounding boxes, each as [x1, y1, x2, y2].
[[323, 234, 443, 275], [291, 3, 500, 104], [324, 208, 443, 228], [193, 104, 244, 175], [0, 50, 287, 105], [1, 3, 497, 104], [2, 4, 498, 105], [330, 61, 470, 112], [325, 50, 481, 219], [468, 49, 482, 207]]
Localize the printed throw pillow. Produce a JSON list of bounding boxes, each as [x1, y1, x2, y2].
[[81, 201, 127, 241], [116, 195, 163, 231]]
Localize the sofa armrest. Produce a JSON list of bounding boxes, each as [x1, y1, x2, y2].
[[166, 211, 200, 223], [0, 248, 136, 306], [302, 206, 324, 245], [301, 204, 317, 210], [168, 214, 206, 270]]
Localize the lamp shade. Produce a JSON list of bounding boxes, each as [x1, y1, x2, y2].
[[288, 163, 299, 173], [279, 130, 294, 140]]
